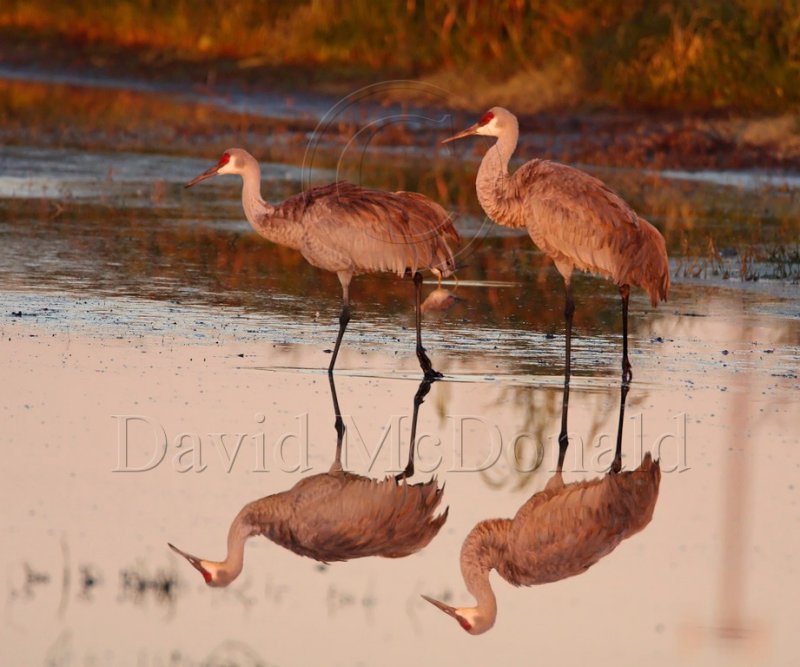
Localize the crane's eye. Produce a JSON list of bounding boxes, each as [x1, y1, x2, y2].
[[478, 111, 494, 126], [218, 153, 231, 167]]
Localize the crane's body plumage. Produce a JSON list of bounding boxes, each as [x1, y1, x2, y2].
[[484, 454, 660, 587], [424, 453, 660, 634], [481, 158, 669, 305], [170, 467, 447, 586], [260, 181, 458, 281], [186, 148, 459, 378], [241, 470, 447, 562]]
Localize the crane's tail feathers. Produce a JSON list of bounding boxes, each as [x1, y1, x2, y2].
[[391, 191, 460, 278], [622, 218, 670, 306], [640, 451, 658, 469], [606, 452, 661, 538], [304, 183, 459, 279], [377, 475, 448, 557], [638, 452, 662, 485]]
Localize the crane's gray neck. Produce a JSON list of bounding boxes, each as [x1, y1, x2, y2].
[[475, 129, 525, 229], [217, 507, 257, 584], [459, 519, 510, 622], [239, 156, 304, 250], [240, 156, 271, 224]]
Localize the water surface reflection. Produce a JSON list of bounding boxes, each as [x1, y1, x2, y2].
[[1, 318, 795, 665], [169, 374, 447, 588], [425, 378, 660, 634], [1, 69, 798, 666]]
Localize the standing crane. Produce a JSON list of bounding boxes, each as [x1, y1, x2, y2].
[[185, 148, 460, 380], [169, 374, 447, 586], [422, 378, 660, 634], [442, 107, 669, 386]]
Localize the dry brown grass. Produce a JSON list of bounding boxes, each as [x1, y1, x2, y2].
[[1, 1, 798, 113]]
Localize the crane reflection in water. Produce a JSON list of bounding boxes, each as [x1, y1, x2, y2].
[[169, 375, 447, 587], [423, 379, 661, 634]]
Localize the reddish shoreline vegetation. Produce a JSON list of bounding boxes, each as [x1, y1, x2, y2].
[[1, 1, 798, 112]]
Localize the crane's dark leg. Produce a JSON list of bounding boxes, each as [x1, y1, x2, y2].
[[396, 378, 433, 481], [413, 271, 443, 381], [620, 284, 633, 383], [612, 287, 632, 472], [610, 377, 630, 474], [327, 373, 346, 472], [557, 282, 575, 473], [328, 303, 351, 375]]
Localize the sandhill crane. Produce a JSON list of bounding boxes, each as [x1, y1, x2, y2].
[[169, 375, 447, 586], [422, 381, 660, 634], [185, 148, 460, 380], [443, 107, 669, 387]]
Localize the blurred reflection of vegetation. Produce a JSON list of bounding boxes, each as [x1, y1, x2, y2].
[[479, 386, 648, 492], [0, 79, 320, 161], [0, 195, 658, 336], [2, 77, 797, 284]]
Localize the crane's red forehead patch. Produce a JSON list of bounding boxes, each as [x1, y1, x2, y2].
[[478, 111, 494, 126], [200, 568, 212, 583], [218, 152, 231, 167], [457, 616, 472, 631]]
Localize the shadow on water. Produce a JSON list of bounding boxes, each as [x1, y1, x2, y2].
[[423, 375, 661, 634], [168, 373, 447, 587]]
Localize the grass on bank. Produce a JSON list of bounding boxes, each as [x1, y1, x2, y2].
[[1, 0, 799, 113]]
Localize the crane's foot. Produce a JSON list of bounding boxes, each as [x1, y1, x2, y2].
[[610, 457, 622, 474], [622, 358, 633, 384], [395, 463, 414, 482], [417, 348, 443, 381], [423, 368, 443, 381]]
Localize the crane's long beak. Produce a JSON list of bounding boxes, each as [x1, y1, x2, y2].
[[185, 164, 221, 188], [421, 594, 459, 618], [441, 123, 480, 144], [168, 542, 206, 575]]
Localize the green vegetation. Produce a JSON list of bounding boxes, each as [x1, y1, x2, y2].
[[2, 0, 798, 112]]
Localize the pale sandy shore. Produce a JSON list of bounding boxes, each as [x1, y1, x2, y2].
[[1, 295, 798, 666]]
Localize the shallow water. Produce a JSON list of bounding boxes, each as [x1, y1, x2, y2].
[[1, 68, 799, 666], [2, 311, 798, 666]]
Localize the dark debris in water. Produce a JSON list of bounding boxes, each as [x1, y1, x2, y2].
[[8, 563, 51, 600], [78, 564, 103, 600], [119, 565, 178, 605]]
